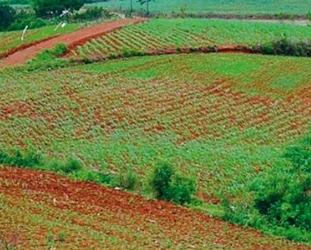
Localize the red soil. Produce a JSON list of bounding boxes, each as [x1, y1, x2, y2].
[[0, 18, 145, 68], [0, 166, 310, 249]]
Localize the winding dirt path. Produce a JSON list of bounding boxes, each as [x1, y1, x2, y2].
[[0, 18, 145, 68]]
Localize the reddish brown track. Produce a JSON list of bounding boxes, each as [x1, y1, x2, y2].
[[0, 166, 311, 249], [0, 18, 145, 68]]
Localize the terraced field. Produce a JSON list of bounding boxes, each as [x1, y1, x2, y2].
[[92, 0, 311, 15], [69, 19, 311, 60], [0, 24, 80, 57], [2, 166, 311, 249], [0, 53, 310, 199]]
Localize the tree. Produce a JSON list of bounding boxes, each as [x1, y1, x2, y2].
[[32, 0, 84, 18], [0, 4, 16, 31], [137, 0, 154, 16]]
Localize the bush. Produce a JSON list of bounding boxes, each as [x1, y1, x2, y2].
[[73, 7, 111, 21], [258, 38, 311, 57], [224, 127, 311, 242], [150, 163, 174, 199], [7, 11, 47, 31], [32, 0, 84, 18], [0, 148, 43, 168], [150, 163, 197, 205], [114, 169, 139, 190], [0, 4, 16, 31], [168, 175, 197, 205]]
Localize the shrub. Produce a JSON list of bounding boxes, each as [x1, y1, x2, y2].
[[0, 4, 16, 31], [114, 169, 139, 190], [73, 7, 111, 21], [0, 148, 43, 168], [258, 38, 311, 57], [222, 127, 311, 242], [32, 0, 84, 18], [150, 163, 174, 199], [60, 158, 83, 174], [168, 175, 197, 205], [7, 11, 47, 31], [150, 163, 197, 205]]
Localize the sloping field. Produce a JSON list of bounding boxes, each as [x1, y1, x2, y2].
[[1, 166, 310, 249], [0, 19, 145, 68], [0, 24, 80, 57], [91, 0, 311, 15], [69, 19, 311, 60], [0, 53, 310, 199]]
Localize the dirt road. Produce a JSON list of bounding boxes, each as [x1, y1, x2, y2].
[[0, 18, 145, 68]]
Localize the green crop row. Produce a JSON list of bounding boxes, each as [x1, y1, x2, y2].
[[71, 19, 311, 59]]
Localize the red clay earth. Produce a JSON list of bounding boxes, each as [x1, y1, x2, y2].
[[0, 166, 310, 249], [0, 18, 145, 68]]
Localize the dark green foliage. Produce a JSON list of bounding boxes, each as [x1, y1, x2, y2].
[[0, 4, 16, 31], [259, 38, 311, 57], [73, 7, 111, 21], [224, 127, 311, 242], [150, 163, 174, 199], [137, 0, 155, 16], [32, 0, 84, 18], [7, 11, 47, 31], [168, 175, 197, 204], [150, 163, 197, 205]]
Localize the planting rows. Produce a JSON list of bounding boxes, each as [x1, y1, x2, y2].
[[0, 53, 310, 199], [1, 166, 310, 249], [92, 0, 311, 15], [0, 24, 80, 57], [70, 19, 311, 60]]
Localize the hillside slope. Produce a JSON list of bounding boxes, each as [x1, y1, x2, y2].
[[0, 53, 310, 200], [1, 166, 311, 249]]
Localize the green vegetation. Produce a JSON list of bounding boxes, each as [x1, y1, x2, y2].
[[0, 4, 15, 31], [224, 128, 311, 243], [259, 38, 311, 57], [0, 23, 80, 55], [91, 0, 311, 15], [70, 19, 311, 60], [1, 53, 310, 201], [150, 163, 197, 204], [73, 6, 111, 21], [26, 43, 69, 70], [32, 0, 84, 18]]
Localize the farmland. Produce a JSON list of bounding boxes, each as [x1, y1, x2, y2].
[[0, 24, 80, 57], [0, 3, 311, 247], [2, 166, 311, 249], [0, 53, 310, 200], [70, 19, 311, 60], [91, 0, 311, 15]]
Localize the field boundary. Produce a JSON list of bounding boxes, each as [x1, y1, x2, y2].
[[71, 45, 260, 64], [0, 18, 147, 68], [0, 35, 61, 60]]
